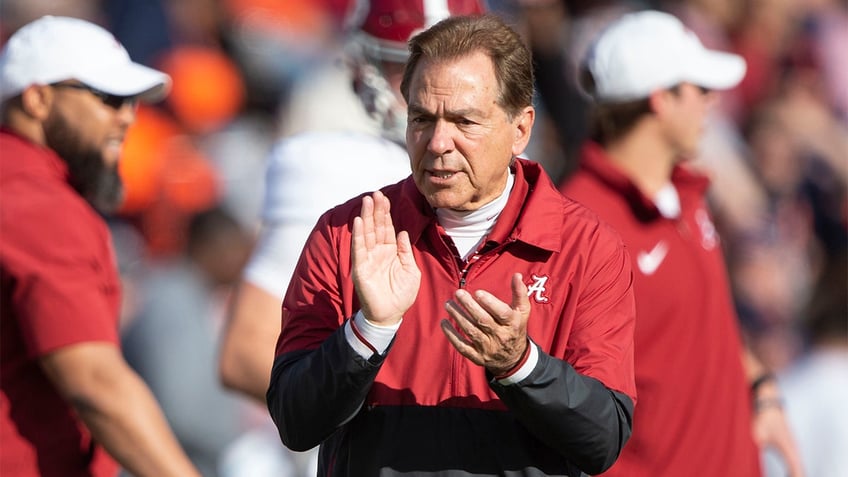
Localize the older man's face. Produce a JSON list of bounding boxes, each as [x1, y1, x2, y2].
[[44, 83, 138, 212], [405, 51, 533, 211]]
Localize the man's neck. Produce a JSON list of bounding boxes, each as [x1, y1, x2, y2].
[[603, 124, 678, 199], [436, 171, 515, 260], [3, 107, 47, 147]]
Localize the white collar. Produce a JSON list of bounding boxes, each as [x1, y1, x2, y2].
[[654, 182, 681, 219], [436, 171, 514, 259]]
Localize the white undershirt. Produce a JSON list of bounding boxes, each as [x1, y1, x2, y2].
[[654, 182, 681, 219], [436, 171, 515, 260]]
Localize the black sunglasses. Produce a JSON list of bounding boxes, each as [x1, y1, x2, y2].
[[669, 83, 712, 96], [51, 82, 138, 110]]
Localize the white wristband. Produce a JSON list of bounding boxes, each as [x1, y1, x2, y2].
[[344, 310, 401, 358]]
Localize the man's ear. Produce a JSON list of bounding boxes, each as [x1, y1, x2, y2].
[[648, 88, 674, 118], [19, 84, 53, 121], [511, 105, 535, 157]]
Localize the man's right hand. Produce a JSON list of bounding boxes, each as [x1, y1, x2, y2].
[[351, 191, 421, 325]]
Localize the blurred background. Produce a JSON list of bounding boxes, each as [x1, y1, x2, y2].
[[1, 0, 844, 476]]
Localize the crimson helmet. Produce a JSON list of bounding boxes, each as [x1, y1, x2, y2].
[[350, 0, 486, 63], [347, 0, 486, 144]]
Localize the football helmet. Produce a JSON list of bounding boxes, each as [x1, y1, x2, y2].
[[347, 0, 486, 143], [351, 0, 486, 63]]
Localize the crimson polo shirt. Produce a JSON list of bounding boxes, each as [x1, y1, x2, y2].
[[0, 128, 120, 477], [560, 142, 761, 477]]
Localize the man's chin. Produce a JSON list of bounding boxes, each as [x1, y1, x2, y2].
[[91, 192, 124, 214], [101, 148, 122, 169], [88, 170, 125, 214]]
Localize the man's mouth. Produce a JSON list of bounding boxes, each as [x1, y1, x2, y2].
[[430, 171, 456, 179]]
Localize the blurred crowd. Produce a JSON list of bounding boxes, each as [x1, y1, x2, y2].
[[1, 0, 844, 476]]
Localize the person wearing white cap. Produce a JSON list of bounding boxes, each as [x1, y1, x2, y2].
[[0, 16, 201, 477], [560, 10, 805, 477]]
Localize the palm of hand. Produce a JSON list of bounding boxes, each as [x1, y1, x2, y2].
[[353, 239, 420, 324], [351, 192, 421, 325]]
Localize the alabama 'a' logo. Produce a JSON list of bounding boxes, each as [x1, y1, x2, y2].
[[526, 274, 550, 303], [695, 208, 719, 250]]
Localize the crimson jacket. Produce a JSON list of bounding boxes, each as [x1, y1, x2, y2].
[[268, 159, 636, 476], [560, 143, 760, 476]]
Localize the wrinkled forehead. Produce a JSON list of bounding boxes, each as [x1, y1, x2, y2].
[[409, 52, 497, 93], [409, 56, 500, 109]]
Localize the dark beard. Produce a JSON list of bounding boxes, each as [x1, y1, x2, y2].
[[44, 117, 124, 213]]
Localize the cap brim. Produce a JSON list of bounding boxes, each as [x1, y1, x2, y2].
[[78, 61, 171, 102], [685, 50, 746, 91]]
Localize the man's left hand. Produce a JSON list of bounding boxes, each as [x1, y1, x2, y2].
[[441, 273, 531, 376]]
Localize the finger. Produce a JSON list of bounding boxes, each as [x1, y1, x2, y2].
[[786, 457, 805, 477], [775, 435, 806, 477], [352, 216, 365, 265], [445, 296, 482, 343], [396, 231, 416, 267], [470, 288, 514, 327], [372, 191, 387, 244], [440, 319, 483, 366], [377, 192, 397, 245], [511, 273, 532, 318], [360, 194, 376, 249]]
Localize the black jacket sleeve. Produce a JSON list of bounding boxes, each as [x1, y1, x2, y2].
[[266, 324, 386, 451], [489, 346, 634, 475]]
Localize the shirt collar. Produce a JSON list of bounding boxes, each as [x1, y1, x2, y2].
[[578, 141, 710, 221], [0, 127, 70, 183]]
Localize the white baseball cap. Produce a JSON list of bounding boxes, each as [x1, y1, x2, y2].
[[0, 15, 171, 102], [581, 10, 746, 103]]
